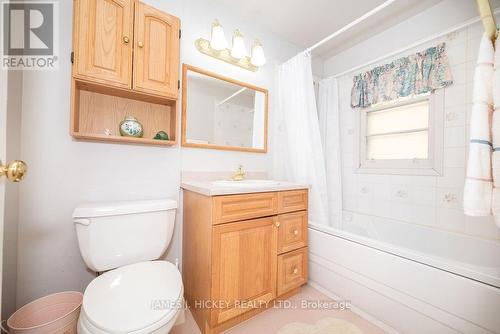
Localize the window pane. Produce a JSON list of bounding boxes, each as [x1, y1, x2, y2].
[[367, 130, 428, 160], [367, 101, 429, 135]]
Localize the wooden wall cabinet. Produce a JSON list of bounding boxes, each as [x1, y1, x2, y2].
[[133, 2, 180, 97], [73, 0, 134, 88], [183, 189, 309, 334], [73, 0, 180, 98], [71, 0, 180, 146]]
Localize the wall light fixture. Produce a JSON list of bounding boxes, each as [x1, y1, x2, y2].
[[195, 20, 266, 72]]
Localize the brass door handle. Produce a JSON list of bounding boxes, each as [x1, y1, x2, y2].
[[292, 267, 298, 275], [275, 221, 280, 228], [138, 41, 144, 48], [0, 160, 27, 182], [123, 36, 130, 44]]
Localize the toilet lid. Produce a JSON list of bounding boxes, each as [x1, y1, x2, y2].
[[82, 261, 183, 333]]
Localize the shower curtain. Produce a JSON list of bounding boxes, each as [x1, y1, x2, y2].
[[318, 78, 343, 228], [274, 52, 329, 225]]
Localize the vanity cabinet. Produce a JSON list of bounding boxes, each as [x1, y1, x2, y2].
[[183, 189, 309, 334]]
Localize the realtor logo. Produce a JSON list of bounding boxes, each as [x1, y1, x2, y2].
[[1, 1, 58, 70]]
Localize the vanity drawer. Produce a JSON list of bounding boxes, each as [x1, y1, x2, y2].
[[277, 247, 308, 296], [213, 192, 278, 224], [278, 190, 308, 214], [277, 211, 308, 254]]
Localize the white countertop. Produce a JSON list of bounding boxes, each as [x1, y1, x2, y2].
[[181, 179, 309, 196]]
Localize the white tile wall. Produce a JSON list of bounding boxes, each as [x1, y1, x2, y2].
[[339, 23, 500, 241]]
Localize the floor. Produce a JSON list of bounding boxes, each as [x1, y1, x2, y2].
[[171, 285, 386, 334]]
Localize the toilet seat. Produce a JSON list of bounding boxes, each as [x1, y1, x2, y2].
[[81, 261, 183, 333]]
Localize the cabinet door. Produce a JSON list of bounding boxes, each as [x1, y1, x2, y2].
[[133, 2, 180, 98], [73, 0, 133, 88], [211, 217, 277, 325]]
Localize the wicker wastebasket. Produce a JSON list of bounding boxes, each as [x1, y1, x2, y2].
[[6, 291, 83, 334]]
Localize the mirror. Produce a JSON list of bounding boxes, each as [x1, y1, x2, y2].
[[182, 64, 268, 153]]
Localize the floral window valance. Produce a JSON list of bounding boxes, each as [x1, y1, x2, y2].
[[351, 43, 453, 108]]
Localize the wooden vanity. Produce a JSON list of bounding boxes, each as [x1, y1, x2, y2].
[[182, 186, 309, 334]]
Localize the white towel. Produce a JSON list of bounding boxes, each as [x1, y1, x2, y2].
[[492, 36, 500, 227], [464, 33, 494, 216]]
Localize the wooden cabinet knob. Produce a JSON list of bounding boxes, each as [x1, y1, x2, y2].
[[275, 221, 280, 228], [292, 267, 298, 275], [293, 229, 299, 236], [123, 36, 130, 44], [138, 41, 144, 48]]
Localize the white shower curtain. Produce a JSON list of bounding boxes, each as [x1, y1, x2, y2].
[[274, 52, 329, 226], [318, 78, 343, 228]]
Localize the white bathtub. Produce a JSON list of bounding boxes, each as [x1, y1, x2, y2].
[[333, 214, 500, 288], [308, 220, 500, 334]]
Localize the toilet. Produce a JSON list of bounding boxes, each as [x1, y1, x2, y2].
[[73, 199, 183, 334]]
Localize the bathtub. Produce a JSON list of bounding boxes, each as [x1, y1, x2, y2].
[[308, 219, 500, 334]]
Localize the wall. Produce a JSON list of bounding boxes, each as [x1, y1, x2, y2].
[[15, 0, 300, 307], [321, 0, 500, 242], [324, 0, 500, 75], [2, 71, 22, 320], [0, 59, 6, 320]]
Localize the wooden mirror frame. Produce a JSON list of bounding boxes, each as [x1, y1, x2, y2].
[[181, 64, 268, 153]]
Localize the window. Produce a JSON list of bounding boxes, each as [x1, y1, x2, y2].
[[355, 91, 444, 175]]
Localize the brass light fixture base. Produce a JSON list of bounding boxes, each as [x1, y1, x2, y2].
[[195, 38, 258, 72]]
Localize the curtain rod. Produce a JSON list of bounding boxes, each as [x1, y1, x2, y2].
[[329, 9, 500, 79], [305, 0, 398, 53], [217, 87, 247, 106], [477, 0, 498, 42]]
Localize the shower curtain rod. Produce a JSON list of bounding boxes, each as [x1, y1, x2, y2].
[[305, 0, 398, 53], [477, 0, 498, 42], [329, 8, 500, 79]]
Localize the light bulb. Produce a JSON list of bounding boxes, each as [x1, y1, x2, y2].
[[210, 20, 228, 50], [231, 29, 247, 59], [251, 40, 266, 66]]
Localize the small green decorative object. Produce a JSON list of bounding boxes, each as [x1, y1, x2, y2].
[[119, 116, 144, 138], [153, 131, 169, 141]]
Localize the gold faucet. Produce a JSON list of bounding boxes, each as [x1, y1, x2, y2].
[[230, 165, 246, 181]]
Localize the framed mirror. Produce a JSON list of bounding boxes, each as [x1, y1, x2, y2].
[[181, 64, 268, 153]]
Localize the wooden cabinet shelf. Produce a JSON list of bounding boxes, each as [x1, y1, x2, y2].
[[71, 79, 177, 146], [72, 132, 176, 146], [70, 0, 180, 147]]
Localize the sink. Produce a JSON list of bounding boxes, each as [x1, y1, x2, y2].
[[212, 179, 281, 187]]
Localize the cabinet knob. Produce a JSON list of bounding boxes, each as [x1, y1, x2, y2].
[[292, 267, 298, 275], [293, 229, 299, 236], [138, 41, 144, 48], [275, 221, 280, 228], [123, 36, 130, 44]]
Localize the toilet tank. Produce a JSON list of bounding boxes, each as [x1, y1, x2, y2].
[[73, 199, 177, 272]]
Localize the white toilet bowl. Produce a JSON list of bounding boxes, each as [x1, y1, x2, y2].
[[73, 199, 182, 334], [77, 261, 183, 334]]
